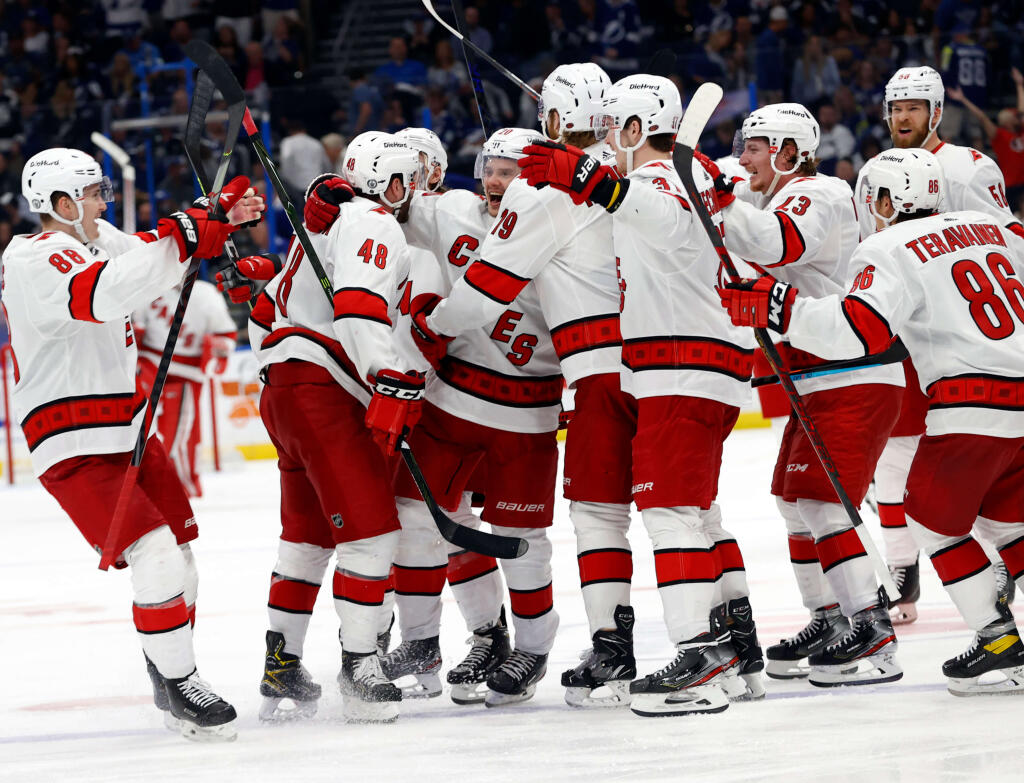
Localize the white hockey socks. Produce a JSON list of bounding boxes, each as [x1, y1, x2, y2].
[[778, 498, 838, 612], [703, 503, 751, 603], [267, 540, 332, 657], [973, 517, 1024, 596], [180, 542, 198, 626], [392, 498, 447, 641], [875, 436, 921, 568], [570, 500, 632, 635], [334, 531, 398, 654], [492, 525, 558, 655], [799, 498, 879, 616], [447, 496, 504, 633]]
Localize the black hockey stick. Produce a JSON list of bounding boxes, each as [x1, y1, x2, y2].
[[100, 52, 245, 569], [450, 0, 491, 139], [672, 83, 897, 599], [751, 341, 908, 387], [196, 45, 528, 560]]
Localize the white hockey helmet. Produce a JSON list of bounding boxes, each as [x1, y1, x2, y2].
[[863, 147, 943, 226], [22, 147, 113, 242], [884, 66, 944, 134], [740, 103, 819, 195], [473, 127, 543, 179], [394, 127, 448, 191], [597, 74, 682, 173], [538, 63, 611, 139], [343, 131, 423, 209]]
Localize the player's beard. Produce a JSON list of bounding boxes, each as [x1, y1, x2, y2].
[[890, 122, 930, 149]]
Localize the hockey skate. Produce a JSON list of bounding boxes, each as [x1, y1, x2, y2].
[[887, 558, 921, 625], [725, 597, 766, 700], [335, 615, 395, 691], [380, 636, 442, 698], [995, 562, 1016, 606], [339, 651, 402, 723], [562, 605, 636, 708], [808, 598, 902, 687], [708, 604, 747, 701], [144, 655, 183, 732], [163, 670, 237, 742], [944, 599, 1024, 696], [766, 604, 850, 679], [447, 609, 511, 705], [258, 630, 321, 721], [629, 634, 729, 717], [485, 649, 548, 707]]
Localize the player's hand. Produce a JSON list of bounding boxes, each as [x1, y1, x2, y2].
[[227, 187, 266, 227], [1013, 67, 1024, 87], [160, 175, 251, 261], [215, 253, 284, 303], [304, 173, 355, 234], [365, 368, 425, 456], [409, 293, 454, 370], [201, 334, 235, 375], [518, 141, 626, 212], [946, 85, 964, 103], [717, 276, 797, 334], [694, 150, 736, 209]]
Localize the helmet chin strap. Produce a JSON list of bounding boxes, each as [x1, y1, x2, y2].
[[50, 200, 90, 244], [765, 148, 797, 198], [613, 128, 645, 175]]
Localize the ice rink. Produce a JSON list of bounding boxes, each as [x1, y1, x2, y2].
[[2, 425, 1021, 783]]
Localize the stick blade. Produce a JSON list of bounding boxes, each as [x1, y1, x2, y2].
[[184, 40, 245, 105], [677, 82, 724, 149]]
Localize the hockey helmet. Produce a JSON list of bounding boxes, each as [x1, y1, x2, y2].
[[538, 63, 610, 139], [741, 103, 820, 166], [394, 127, 448, 191], [343, 131, 423, 209], [884, 66, 944, 134], [862, 148, 943, 226], [597, 74, 682, 173], [473, 127, 543, 179]]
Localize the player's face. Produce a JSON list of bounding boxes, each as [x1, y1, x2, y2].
[[79, 183, 107, 240], [888, 100, 932, 148], [419, 152, 443, 190], [739, 138, 792, 193], [482, 158, 518, 217]]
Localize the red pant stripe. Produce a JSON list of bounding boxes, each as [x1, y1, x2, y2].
[[788, 533, 819, 564], [714, 539, 746, 572], [998, 535, 1024, 580], [654, 548, 717, 587], [393, 563, 447, 597], [447, 551, 498, 586], [509, 582, 554, 619], [815, 528, 867, 572], [333, 570, 388, 606], [268, 572, 321, 615], [930, 537, 991, 586], [877, 502, 907, 529], [133, 595, 190, 635], [577, 548, 633, 587]]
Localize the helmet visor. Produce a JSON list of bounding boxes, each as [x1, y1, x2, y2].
[[474, 153, 520, 183]]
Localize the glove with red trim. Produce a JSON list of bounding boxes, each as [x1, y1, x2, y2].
[[518, 141, 627, 212], [366, 368, 425, 456], [717, 276, 797, 334], [214, 253, 284, 303], [304, 173, 355, 234], [409, 292, 454, 370], [201, 334, 235, 375], [694, 150, 736, 209], [158, 175, 251, 261]]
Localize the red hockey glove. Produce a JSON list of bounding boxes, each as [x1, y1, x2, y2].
[[304, 173, 355, 234], [366, 368, 425, 456], [518, 141, 626, 212], [409, 293, 454, 370], [158, 175, 251, 261], [694, 150, 736, 209], [215, 253, 284, 303], [718, 276, 797, 334], [201, 334, 235, 375]]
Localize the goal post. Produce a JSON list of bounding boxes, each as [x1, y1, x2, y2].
[[91, 131, 137, 233]]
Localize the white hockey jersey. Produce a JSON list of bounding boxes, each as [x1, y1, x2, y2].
[[249, 196, 413, 405], [722, 173, 904, 394], [787, 210, 1024, 438], [403, 189, 562, 433], [427, 144, 621, 388], [615, 159, 755, 407], [133, 280, 237, 383], [1, 219, 186, 476]]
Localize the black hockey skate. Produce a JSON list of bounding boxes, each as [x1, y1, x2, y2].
[[259, 630, 321, 721], [725, 596, 766, 700], [766, 603, 850, 679], [629, 634, 729, 717], [562, 605, 637, 708], [144, 655, 182, 732], [944, 598, 1024, 696], [808, 596, 902, 687], [485, 649, 548, 707], [163, 670, 237, 742], [887, 558, 921, 626], [380, 636, 442, 698], [339, 650, 402, 723], [447, 608, 511, 705], [995, 562, 1017, 607], [708, 603, 746, 701]]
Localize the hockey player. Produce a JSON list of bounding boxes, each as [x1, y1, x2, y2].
[[2, 147, 263, 740], [700, 104, 905, 686], [134, 280, 237, 497], [412, 63, 635, 706], [720, 148, 1024, 695], [395, 127, 448, 192], [519, 75, 764, 715], [225, 132, 427, 723]]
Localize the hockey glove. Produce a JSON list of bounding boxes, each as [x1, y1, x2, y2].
[[718, 276, 797, 334], [215, 253, 284, 303], [518, 141, 627, 212], [366, 369, 425, 456], [304, 173, 355, 234], [201, 334, 235, 375], [694, 151, 736, 209], [158, 175, 251, 261], [409, 293, 454, 370]]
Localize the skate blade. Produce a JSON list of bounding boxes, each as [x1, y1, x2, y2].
[[484, 684, 537, 708], [162, 710, 184, 733], [180, 718, 237, 743], [564, 680, 632, 708], [630, 685, 729, 717], [396, 671, 442, 699], [258, 695, 319, 722], [734, 672, 766, 701], [765, 659, 811, 680], [449, 682, 488, 705], [889, 603, 918, 625], [808, 653, 903, 688], [947, 665, 1024, 697], [717, 671, 750, 701], [342, 697, 399, 724]]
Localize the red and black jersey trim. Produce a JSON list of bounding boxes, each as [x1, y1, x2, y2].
[[333, 287, 391, 326], [549, 314, 622, 360], [437, 355, 563, 408], [842, 296, 894, 356], [622, 335, 754, 381], [762, 212, 807, 268], [249, 291, 275, 332], [1006, 221, 1024, 241], [261, 326, 369, 393], [927, 373, 1024, 411], [67, 262, 107, 323], [21, 390, 146, 452], [464, 259, 531, 305]]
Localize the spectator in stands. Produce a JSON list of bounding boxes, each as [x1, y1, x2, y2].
[[834, 157, 857, 188], [689, 28, 731, 88], [121, 31, 163, 72], [850, 60, 883, 117], [216, 25, 247, 84], [694, 0, 735, 41], [21, 9, 50, 56], [428, 40, 467, 93], [321, 132, 346, 172], [790, 35, 841, 109], [161, 19, 193, 63], [0, 74, 22, 154], [158, 156, 195, 210], [215, 0, 257, 47], [374, 37, 428, 90], [463, 5, 493, 55], [596, 0, 645, 74], [347, 67, 383, 135], [405, 14, 434, 64], [941, 23, 991, 144], [816, 103, 856, 175], [243, 41, 266, 91], [263, 16, 302, 86], [279, 117, 326, 200], [756, 6, 790, 103], [262, 0, 300, 40]]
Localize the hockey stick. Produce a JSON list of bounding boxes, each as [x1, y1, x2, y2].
[[422, 0, 539, 100], [751, 341, 909, 387], [450, 0, 491, 139], [99, 53, 246, 570], [673, 83, 898, 600], [195, 46, 528, 560]]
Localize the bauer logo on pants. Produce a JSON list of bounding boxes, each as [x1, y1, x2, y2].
[[495, 501, 545, 513]]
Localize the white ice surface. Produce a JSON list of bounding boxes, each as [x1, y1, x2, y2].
[[2, 426, 1021, 783]]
